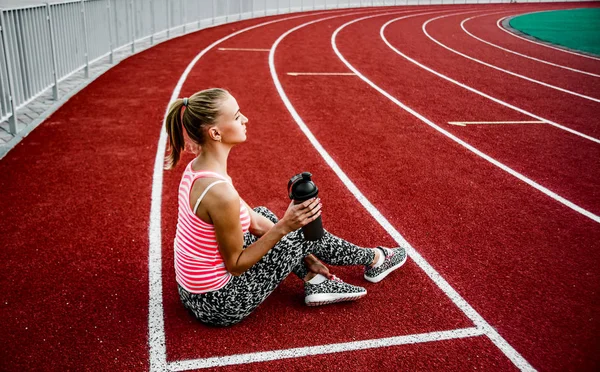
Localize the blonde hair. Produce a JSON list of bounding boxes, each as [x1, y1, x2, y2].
[[164, 88, 229, 169]]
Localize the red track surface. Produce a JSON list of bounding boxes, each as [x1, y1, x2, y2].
[[450, 11, 600, 97], [461, 11, 600, 88], [379, 12, 600, 213], [467, 12, 600, 75], [217, 337, 519, 371], [418, 11, 600, 138], [1, 3, 598, 371]]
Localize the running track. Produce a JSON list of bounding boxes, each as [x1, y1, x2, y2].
[[1, 3, 598, 371]]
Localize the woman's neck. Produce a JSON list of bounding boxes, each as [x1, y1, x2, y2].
[[193, 144, 230, 176]]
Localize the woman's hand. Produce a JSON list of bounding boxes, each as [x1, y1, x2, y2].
[[304, 254, 333, 279], [278, 198, 322, 234]]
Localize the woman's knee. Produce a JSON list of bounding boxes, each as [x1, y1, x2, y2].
[[253, 206, 279, 223]]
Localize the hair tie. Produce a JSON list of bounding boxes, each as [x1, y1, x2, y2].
[[180, 98, 187, 123]]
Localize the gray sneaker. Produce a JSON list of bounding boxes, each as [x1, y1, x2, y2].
[[304, 275, 367, 306], [364, 247, 407, 283]]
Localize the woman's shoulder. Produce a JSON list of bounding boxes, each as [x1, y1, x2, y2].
[[186, 160, 231, 183], [191, 176, 238, 205]]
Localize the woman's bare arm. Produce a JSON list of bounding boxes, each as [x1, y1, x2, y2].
[[243, 201, 332, 278], [242, 201, 275, 237], [206, 185, 321, 276]]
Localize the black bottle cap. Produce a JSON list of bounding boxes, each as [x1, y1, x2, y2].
[[288, 172, 319, 201]]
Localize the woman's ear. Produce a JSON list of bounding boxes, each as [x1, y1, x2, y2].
[[209, 128, 221, 142]]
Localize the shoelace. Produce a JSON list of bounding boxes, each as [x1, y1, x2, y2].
[[385, 250, 395, 261], [330, 275, 343, 283]]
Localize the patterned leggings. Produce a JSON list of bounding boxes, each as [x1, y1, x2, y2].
[[178, 207, 375, 327]]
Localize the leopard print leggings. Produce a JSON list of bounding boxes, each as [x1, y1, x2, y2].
[[178, 207, 375, 326]]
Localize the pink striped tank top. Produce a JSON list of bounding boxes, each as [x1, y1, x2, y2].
[[174, 161, 251, 293]]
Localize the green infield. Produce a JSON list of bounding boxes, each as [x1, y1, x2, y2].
[[509, 8, 600, 56]]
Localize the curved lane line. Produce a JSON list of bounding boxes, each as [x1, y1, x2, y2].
[[148, 8, 385, 371], [342, 12, 600, 222], [161, 8, 489, 372], [385, 13, 600, 144], [379, 12, 600, 221], [332, 12, 542, 371], [461, 14, 600, 78], [269, 7, 538, 372], [497, 15, 600, 62], [424, 13, 600, 103]]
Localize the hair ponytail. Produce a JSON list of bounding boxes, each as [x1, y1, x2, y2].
[[164, 88, 230, 170], [164, 99, 186, 170]]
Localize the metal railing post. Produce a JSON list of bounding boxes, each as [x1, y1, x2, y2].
[[24, 8, 35, 98], [212, 0, 216, 25], [0, 9, 17, 134], [125, 0, 130, 49], [289, 0, 291, 13], [130, 0, 135, 53], [197, 0, 201, 29], [106, 0, 113, 63], [252, 0, 255, 18], [150, 0, 155, 45], [46, 3, 59, 100], [81, 0, 89, 78], [167, 0, 170, 38], [226, 0, 229, 22], [181, 0, 185, 34], [239, 0, 243, 20]]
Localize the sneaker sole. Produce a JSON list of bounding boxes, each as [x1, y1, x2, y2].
[[363, 253, 408, 283], [305, 291, 367, 306]]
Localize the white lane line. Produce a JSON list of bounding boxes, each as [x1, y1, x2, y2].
[[272, 7, 538, 371], [337, 7, 600, 365], [334, 13, 542, 371], [167, 327, 485, 370], [287, 72, 356, 76], [377, 12, 600, 222], [218, 47, 270, 51], [385, 14, 600, 144], [461, 14, 600, 78], [148, 9, 384, 372], [497, 15, 600, 62], [148, 7, 416, 372], [448, 120, 545, 126], [424, 12, 600, 103], [334, 11, 548, 371]]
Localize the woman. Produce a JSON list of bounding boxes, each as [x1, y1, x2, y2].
[[165, 88, 407, 326]]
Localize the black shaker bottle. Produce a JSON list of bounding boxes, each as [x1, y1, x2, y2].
[[288, 172, 324, 241]]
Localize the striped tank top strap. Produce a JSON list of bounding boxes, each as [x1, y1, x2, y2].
[[192, 180, 229, 214]]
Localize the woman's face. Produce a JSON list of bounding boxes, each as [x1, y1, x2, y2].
[[215, 94, 248, 144]]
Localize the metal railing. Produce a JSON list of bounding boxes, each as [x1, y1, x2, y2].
[[0, 0, 568, 136]]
